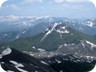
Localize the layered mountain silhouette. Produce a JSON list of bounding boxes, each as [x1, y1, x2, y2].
[[5, 22, 96, 56], [0, 17, 96, 43]]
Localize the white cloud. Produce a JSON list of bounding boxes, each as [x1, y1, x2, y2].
[[23, 0, 43, 4], [1, 4, 20, 10], [50, 0, 96, 8], [66, 0, 88, 2], [54, 0, 65, 3], [9, 4, 19, 10], [54, 0, 88, 3]]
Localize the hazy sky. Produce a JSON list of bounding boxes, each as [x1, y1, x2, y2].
[[0, 0, 96, 18]]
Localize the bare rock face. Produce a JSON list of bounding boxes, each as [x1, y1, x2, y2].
[[0, 48, 55, 72], [0, 48, 96, 72]]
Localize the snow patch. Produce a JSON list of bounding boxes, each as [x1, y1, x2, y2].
[[86, 41, 96, 49], [30, 53, 34, 56], [55, 59, 61, 64], [2, 48, 12, 56], [16, 67, 28, 72], [64, 44, 67, 46], [16, 34, 20, 39], [0, 54, 2, 59], [10, 60, 28, 72], [10, 60, 19, 66], [38, 48, 45, 52], [81, 42, 85, 48], [32, 46, 36, 49], [85, 21, 94, 27], [41, 23, 58, 41], [41, 61, 49, 65], [60, 70, 63, 72], [59, 45, 63, 49], [56, 29, 69, 34], [7, 70, 14, 72], [10, 60, 24, 67], [41, 22, 69, 41]]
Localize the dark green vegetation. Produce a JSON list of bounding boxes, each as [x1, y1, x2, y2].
[[0, 23, 96, 58], [0, 31, 20, 43], [0, 22, 96, 72], [6, 26, 96, 52]]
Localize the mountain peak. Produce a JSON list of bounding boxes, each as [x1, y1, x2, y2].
[[46, 22, 70, 34], [41, 22, 70, 41]]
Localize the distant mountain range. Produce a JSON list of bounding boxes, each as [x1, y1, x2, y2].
[[0, 16, 96, 72], [1, 22, 95, 57], [0, 15, 96, 42]]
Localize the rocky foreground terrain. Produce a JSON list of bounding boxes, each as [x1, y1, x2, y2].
[[0, 48, 96, 72]]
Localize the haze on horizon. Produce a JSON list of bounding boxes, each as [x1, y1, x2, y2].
[[0, 0, 96, 19]]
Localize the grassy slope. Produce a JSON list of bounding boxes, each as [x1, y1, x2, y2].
[[6, 27, 96, 52]]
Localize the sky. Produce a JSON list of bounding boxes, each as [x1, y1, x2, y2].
[[0, 0, 96, 19]]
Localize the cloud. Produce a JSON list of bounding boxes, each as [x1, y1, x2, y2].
[[1, 4, 20, 10], [66, 0, 88, 2], [54, 0, 65, 3], [23, 0, 43, 4], [53, 0, 96, 8], [54, 0, 88, 3], [8, 4, 20, 10]]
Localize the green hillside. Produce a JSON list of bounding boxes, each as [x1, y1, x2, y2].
[[6, 26, 96, 52]]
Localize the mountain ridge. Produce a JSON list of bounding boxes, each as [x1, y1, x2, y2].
[[0, 48, 96, 72], [3, 22, 96, 57]]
